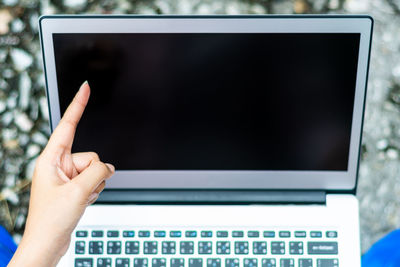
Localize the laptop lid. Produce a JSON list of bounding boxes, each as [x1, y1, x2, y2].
[[39, 15, 373, 192]]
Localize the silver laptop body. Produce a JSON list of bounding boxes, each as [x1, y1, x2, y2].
[[39, 15, 373, 267]]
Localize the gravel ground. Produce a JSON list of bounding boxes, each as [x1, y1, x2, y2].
[[0, 0, 400, 253]]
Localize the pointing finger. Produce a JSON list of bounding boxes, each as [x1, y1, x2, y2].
[[43, 81, 90, 157]]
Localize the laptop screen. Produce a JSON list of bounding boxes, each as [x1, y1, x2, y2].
[[53, 33, 360, 171]]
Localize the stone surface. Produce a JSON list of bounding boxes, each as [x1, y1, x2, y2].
[[0, 0, 399, 255]]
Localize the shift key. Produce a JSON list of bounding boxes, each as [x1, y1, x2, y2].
[[308, 242, 338, 255]]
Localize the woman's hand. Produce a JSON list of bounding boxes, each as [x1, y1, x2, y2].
[[8, 81, 115, 266]]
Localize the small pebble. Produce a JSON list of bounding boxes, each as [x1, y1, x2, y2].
[[25, 158, 37, 179], [26, 144, 41, 158], [18, 133, 29, 147], [0, 100, 6, 113], [3, 140, 18, 150], [11, 48, 33, 71], [386, 149, 398, 160], [4, 174, 16, 187], [19, 71, 31, 110], [376, 139, 388, 150], [1, 188, 19, 205], [63, 0, 86, 9], [39, 97, 49, 121], [1, 111, 13, 125], [14, 111, 34, 132], [32, 131, 48, 146], [11, 18, 24, 32]]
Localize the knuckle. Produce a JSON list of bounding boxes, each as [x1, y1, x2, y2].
[[88, 152, 100, 161], [93, 161, 110, 176]]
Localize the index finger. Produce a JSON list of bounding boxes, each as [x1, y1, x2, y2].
[[44, 81, 90, 156]]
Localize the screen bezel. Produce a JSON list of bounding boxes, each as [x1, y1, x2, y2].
[[39, 15, 373, 190]]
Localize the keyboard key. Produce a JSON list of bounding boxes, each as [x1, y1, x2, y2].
[[279, 231, 291, 238], [107, 230, 119, 238], [122, 230, 134, 238], [253, 241, 267, 255], [216, 241, 230, 254], [92, 230, 104, 238], [152, 258, 167, 267], [299, 259, 312, 267], [97, 258, 111, 267], [263, 231, 275, 238], [217, 231, 228, 238], [310, 231, 322, 238], [144, 241, 158, 254], [317, 259, 338, 267], [189, 258, 203, 267], [247, 231, 259, 238], [76, 231, 88, 238], [180, 241, 194, 254], [289, 241, 303, 255], [162, 241, 176, 254], [125, 241, 139, 254], [186, 231, 197, 238], [226, 258, 239, 267], [75, 258, 93, 267], [207, 258, 221, 267], [308, 242, 338, 255], [271, 241, 285, 255], [199, 241, 212, 254], [170, 231, 182, 238], [232, 231, 244, 238], [115, 258, 129, 267], [295, 231, 306, 238], [234, 241, 249, 254], [134, 258, 148, 267], [201, 231, 213, 238], [171, 258, 184, 267], [244, 258, 257, 267], [262, 259, 276, 267], [139, 230, 151, 237], [280, 259, 294, 267], [107, 241, 121, 254], [75, 241, 85, 254], [154, 231, 166, 237], [89, 241, 103, 254], [326, 231, 338, 238]]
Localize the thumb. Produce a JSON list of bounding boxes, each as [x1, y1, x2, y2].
[[71, 161, 114, 196]]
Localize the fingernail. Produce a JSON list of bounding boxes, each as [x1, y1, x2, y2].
[[105, 163, 115, 172], [78, 80, 88, 92], [88, 192, 98, 203], [82, 80, 89, 87]]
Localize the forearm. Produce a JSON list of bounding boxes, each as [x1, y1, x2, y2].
[[8, 235, 63, 267]]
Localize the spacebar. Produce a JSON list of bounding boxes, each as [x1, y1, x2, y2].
[[308, 242, 338, 254]]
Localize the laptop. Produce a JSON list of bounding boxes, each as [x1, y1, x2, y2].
[[39, 15, 373, 267]]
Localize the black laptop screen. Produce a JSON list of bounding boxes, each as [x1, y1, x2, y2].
[[53, 33, 360, 171]]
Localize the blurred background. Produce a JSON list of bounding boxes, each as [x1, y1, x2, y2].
[[0, 0, 400, 255]]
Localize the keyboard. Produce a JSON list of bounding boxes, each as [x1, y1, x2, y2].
[[72, 228, 339, 267]]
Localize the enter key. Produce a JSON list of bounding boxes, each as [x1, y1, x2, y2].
[[308, 242, 338, 255]]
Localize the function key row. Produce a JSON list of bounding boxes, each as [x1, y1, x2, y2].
[[76, 230, 338, 239]]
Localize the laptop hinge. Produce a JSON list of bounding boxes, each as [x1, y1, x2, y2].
[[97, 190, 326, 205]]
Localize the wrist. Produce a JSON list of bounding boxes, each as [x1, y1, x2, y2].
[[9, 234, 63, 267]]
